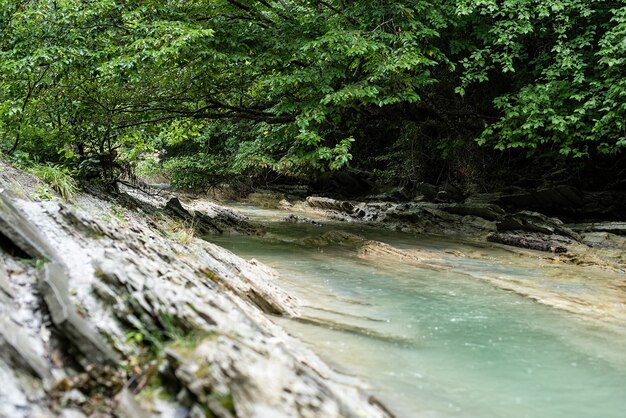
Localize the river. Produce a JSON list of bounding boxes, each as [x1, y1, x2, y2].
[[206, 204, 626, 418]]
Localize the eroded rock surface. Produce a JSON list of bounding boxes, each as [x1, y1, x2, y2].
[[290, 193, 624, 270], [0, 164, 391, 418], [487, 232, 568, 253]]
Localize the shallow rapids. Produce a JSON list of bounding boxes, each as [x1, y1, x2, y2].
[[206, 204, 626, 418]]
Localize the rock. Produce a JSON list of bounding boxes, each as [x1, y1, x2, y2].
[[306, 196, 354, 213], [281, 214, 321, 226], [439, 203, 505, 221], [40, 263, 120, 365], [0, 316, 52, 381], [245, 192, 284, 209], [59, 409, 88, 418], [149, 183, 172, 190], [172, 335, 388, 418], [0, 269, 13, 298], [350, 202, 393, 222], [194, 246, 301, 317], [423, 206, 460, 222], [534, 185, 584, 208], [368, 185, 414, 202], [579, 232, 626, 250], [462, 215, 497, 231], [301, 231, 366, 247], [357, 241, 426, 266], [384, 205, 425, 224], [386, 203, 460, 226], [569, 222, 626, 236], [166, 197, 260, 235], [497, 211, 578, 239], [165, 197, 189, 218], [60, 389, 88, 407], [0, 357, 55, 418], [278, 199, 292, 207], [115, 388, 150, 418], [435, 182, 464, 203], [0, 163, 393, 418], [415, 182, 438, 201], [487, 232, 568, 253], [0, 190, 57, 258], [463, 192, 502, 205], [498, 186, 625, 219], [189, 404, 212, 418], [165, 196, 219, 234]]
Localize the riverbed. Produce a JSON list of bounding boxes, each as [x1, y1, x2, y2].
[[206, 204, 626, 418]]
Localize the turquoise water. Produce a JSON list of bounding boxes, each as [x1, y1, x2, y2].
[[207, 205, 626, 418]]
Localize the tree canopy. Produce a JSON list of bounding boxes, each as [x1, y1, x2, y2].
[[1, 0, 624, 188]]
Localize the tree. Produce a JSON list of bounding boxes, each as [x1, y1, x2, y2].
[[456, 0, 626, 157], [1, 0, 624, 189]]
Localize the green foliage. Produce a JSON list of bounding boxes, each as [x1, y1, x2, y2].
[[0, 0, 623, 187], [124, 311, 209, 356], [20, 257, 48, 269], [31, 184, 53, 201], [28, 163, 78, 200], [456, 0, 626, 156]]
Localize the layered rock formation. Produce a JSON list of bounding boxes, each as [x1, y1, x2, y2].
[[0, 163, 391, 418]]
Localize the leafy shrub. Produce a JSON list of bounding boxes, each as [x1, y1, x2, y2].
[[162, 154, 230, 190]]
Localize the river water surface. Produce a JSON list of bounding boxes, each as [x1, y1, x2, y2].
[[207, 204, 626, 418]]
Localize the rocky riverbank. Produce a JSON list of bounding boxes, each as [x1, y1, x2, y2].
[[0, 162, 391, 418], [273, 195, 625, 273], [230, 188, 626, 332]]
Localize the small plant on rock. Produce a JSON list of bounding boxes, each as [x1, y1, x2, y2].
[[31, 184, 53, 201], [28, 163, 78, 200]]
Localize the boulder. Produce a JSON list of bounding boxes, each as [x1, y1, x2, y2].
[[487, 232, 568, 253], [497, 211, 578, 240], [439, 203, 505, 221], [569, 222, 626, 236], [0, 316, 53, 381], [301, 231, 367, 247], [415, 182, 438, 201], [166, 197, 260, 235], [115, 388, 151, 418], [40, 263, 120, 365], [580, 232, 626, 250], [434, 182, 464, 203], [368, 184, 415, 202], [281, 214, 322, 226], [306, 196, 354, 213], [463, 192, 502, 205], [0, 190, 57, 258]]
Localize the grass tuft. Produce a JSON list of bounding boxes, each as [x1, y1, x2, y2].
[[166, 218, 197, 244], [28, 163, 78, 200]]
